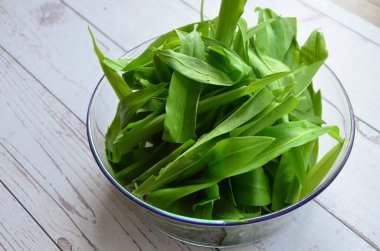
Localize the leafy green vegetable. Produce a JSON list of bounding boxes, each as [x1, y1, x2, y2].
[[231, 167, 272, 206], [155, 49, 236, 86], [89, 27, 132, 99], [90, 0, 345, 221], [163, 29, 205, 143]]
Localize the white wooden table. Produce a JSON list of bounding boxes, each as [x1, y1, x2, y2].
[[0, 0, 379, 250]]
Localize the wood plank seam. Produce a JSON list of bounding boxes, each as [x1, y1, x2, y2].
[[2, 39, 374, 250], [1, 137, 150, 251], [356, 116, 380, 134], [59, 0, 127, 52], [0, 180, 62, 250], [178, 0, 209, 19], [0, 44, 82, 126], [0, 142, 98, 250], [0, 1, 377, 248], [0, 46, 202, 251], [315, 200, 380, 250], [0, 13, 375, 250], [296, 0, 380, 47]]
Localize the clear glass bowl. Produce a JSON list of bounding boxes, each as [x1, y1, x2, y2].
[[87, 40, 355, 248]]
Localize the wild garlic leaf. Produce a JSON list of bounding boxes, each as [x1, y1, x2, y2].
[[207, 45, 254, 83], [132, 139, 195, 185], [144, 136, 274, 206], [198, 71, 292, 114], [163, 29, 205, 143], [105, 83, 166, 163], [89, 27, 132, 99], [231, 167, 272, 206], [231, 94, 300, 137], [103, 57, 130, 71], [155, 49, 235, 86], [271, 147, 307, 211], [255, 8, 297, 62], [122, 20, 213, 73], [94, 0, 345, 220], [303, 141, 344, 197], [232, 121, 337, 177], [293, 30, 328, 96]]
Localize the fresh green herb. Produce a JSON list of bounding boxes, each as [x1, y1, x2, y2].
[[90, 0, 344, 221]]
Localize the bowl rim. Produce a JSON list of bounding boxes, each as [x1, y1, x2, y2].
[[86, 40, 355, 226]]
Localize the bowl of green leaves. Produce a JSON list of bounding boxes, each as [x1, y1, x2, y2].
[[87, 0, 354, 247]]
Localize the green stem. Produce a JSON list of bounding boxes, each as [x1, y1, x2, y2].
[[214, 0, 247, 46]]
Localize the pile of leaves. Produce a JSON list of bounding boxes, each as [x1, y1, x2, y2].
[[90, 0, 344, 221]]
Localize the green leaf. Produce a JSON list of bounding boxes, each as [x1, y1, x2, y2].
[[272, 147, 307, 210], [112, 114, 165, 162], [230, 121, 337, 177], [89, 27, 132, 99], [153, 54, 172, 82], [289, 109, 325, 125], [135, 136, 273, 200], [214, 0, 247, 46], [231, 167, 272, 206], [293, 30, 328, 96], [255, 8, 297, 61], [193, 184, 220, 219], [122, 20, 213, 73], [163, 29, 205, 143], [155, 49, 235, 86], [304, 141, 344, 196], [213, 198, 245, 221], [198, 87, 274, 144], [207, 44, 254, 83], [248, 47, 293, 89], [103, 57, 129, 71], [133, 139, 195, 185], [115, 143, 169, 185], [198, 71, 292, 114], [233, 18, 250, 62], [105, 83, 166, 163], [132, 136, 222, 198], [145, 182, 215, 210], [246, 17, 279, 39], [231, 94, 300, 136]]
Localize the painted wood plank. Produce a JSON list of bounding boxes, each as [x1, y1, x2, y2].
[[0, 0, 199, 121], [233, 202, 374, 251], [0, 144, 96, 250], [0, 32, 374, 251], [297, 16, 380, 130], [0, 0, 378, 249], [183, 0, 319, 23], [0, 0, 124, 120], [315, 118, 380, 249], [182, 0, 380, 130], [62, 0, 199, 51], [0, 182, 59, 251], [66, 1, 378, 248], [301, 0, 380, 43], [0, 47, 208, 251]]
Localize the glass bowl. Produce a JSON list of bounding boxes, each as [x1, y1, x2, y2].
[[87, 40, 355, 248]]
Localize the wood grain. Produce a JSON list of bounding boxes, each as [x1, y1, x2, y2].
[[0, 144, 96, 250], [183, 0, 319, 23], [0, 0, 124, 120], [0, 182, 59, 251], [0, 28, 375, 251], [0, 0, 379, 249], [62, 0, 199, 51], [315, 118, 380, 249], [236, 202, 374, 251], [0, 46, 207, 251]]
